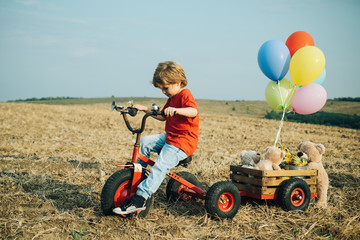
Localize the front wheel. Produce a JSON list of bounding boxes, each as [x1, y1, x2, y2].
[[100, 168, 153, 218], [205, 181, 241, 219], [277, 178, 311, 211]]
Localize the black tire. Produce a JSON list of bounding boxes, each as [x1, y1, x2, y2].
[[166, 171, 201, 202], [278, 178, 311, 211], [205, 181, 241, 219], [100, 168, 153, 218]]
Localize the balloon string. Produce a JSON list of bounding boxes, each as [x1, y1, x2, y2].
[[273, 82, 296, 147], [277, 80, 285, 109], [274, 108, 286, 147]]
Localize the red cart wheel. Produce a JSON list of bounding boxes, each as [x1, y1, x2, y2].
[[217, 192, 235, 212], [278, 178, 311, 211], [290, 187, 305, 207], [205, 181, 241, 219]]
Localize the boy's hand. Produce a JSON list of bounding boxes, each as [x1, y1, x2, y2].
[[164, 107, 197, 118], [133, 104, 149, 112], [164, 107, 177, 117]]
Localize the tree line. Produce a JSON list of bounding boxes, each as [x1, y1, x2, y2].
[[9, 97, 79, 102], [333, 97, 360, 102], [264, 110, 360, 129]]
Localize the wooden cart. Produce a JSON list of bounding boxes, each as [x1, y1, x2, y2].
[[230, 165, 318, 211]]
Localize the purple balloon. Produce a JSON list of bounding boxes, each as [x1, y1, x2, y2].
[[292, 83, 327, 115]]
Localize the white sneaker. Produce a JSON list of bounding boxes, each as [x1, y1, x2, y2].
[[113, 195, 146, 215]]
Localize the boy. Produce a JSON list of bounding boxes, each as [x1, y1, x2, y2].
[[113, 61, 199, 215]]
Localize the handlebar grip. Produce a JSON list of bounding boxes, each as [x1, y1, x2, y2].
[[127, 108, 138, 117]]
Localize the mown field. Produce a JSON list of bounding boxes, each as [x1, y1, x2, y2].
[[0, 99, 359, 239]]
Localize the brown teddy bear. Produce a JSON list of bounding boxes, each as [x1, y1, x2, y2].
[[255, 146, 285, 171], [240, 150, 261, 168], [297, 141, 329, 208]]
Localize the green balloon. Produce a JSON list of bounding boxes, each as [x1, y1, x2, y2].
[[265, 78, 296, 111]]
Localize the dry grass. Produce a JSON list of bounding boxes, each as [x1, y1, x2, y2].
[[0, 102, 359, 239]]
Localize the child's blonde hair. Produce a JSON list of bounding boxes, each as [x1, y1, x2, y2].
[[152, 61, 188, 88]]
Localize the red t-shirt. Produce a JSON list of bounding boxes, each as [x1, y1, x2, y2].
[[162, 89, 199, 156]]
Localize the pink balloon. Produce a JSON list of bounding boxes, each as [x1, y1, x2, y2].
[[292, 83, 327, 115]]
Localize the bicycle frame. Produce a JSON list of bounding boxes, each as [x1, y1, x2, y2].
[[113, 102, 206, 200]]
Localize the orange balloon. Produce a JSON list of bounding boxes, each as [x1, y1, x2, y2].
[[286, 31, 315, 57]]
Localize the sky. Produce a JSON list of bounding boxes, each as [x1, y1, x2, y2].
[[0, 0, 359, 102]]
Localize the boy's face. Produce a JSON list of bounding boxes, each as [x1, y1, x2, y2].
[[159, 83, 182, 98]]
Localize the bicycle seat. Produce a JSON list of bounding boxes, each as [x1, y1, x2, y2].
[[177, 156, 192, 167]]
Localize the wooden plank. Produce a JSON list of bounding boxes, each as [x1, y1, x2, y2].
[[230, 165, 318, 178], [230, 174, 262, 185], [262, 178, 286, 187], [233, 177, 317, 192], [262, 169, 317, 177], [232, 181, 278, 195], [262, 186, 277, 195], [231, 173, 286, 187], [230, 165, 264, 177], [231, 174, 317, 187], [232, 182, 263, 195]]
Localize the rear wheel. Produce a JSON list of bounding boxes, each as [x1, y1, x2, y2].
[[166, 171, 201, 201], [278, 178, 311, 211], [100, 168, 153, 218], [205, 181, 241, 219]]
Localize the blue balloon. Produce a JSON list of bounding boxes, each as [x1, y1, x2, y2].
[[258, 40, 291, 81], [313, 68, 326, 85]]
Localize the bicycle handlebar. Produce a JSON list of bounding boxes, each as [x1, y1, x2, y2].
[[112, 101, 163, 134]]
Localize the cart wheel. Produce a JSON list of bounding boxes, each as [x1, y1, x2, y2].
[[205, 181, 241, 219], [100, 168, 153, 218], [166, 171, 201, 201], [278, 178, 311, 211]]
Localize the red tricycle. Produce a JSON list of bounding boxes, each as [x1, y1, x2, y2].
[[100, 102, 241, 219], [100, 101, 317, 219]]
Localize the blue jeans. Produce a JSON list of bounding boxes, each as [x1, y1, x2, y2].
[[136, 133, 188, 200]]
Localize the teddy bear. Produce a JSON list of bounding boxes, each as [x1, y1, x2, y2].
[[255, 146, 285, 171], [240, 150, 261, 168], [297, 141, 329, 208]]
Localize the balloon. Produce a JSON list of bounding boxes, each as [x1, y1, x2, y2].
[[313, 68, 326, 85], [299, 68, 326, 87], [289, 46, 325, 86], [258, 40, 291, 81], [265, 78, 296, 111], [292, 83, 327, 115], [286, 31, 315, 57]]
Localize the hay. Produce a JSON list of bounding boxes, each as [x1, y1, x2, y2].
[[0, 102, 359, 239]]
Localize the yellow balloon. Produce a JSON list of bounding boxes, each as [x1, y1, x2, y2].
[[289, 46, 325, 86]]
